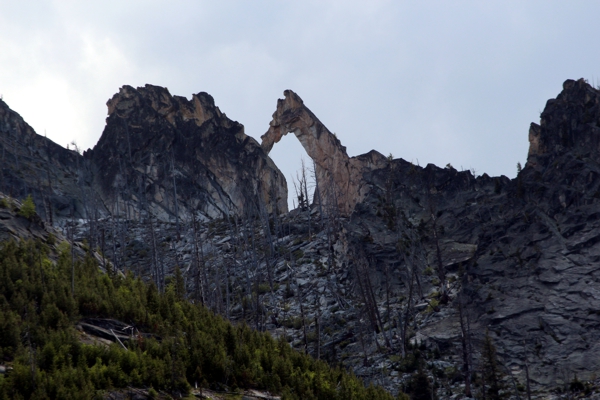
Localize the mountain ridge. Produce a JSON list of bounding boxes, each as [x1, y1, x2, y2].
[[2, 78, 600, 398]]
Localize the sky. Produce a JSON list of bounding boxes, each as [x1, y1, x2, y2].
[[1, 1, 600, 207]]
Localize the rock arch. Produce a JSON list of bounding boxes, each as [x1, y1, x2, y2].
[[261, 90, 387, 215]]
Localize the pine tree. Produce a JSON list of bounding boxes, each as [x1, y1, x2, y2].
[[19, 194, 36, 219], [408, 364, 434, 400], [0, 239, 401, 400], [481, 330, 506, 399], [173, 265, 185, 301]]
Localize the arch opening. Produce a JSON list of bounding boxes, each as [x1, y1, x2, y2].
[[268, 133, 315, 211]]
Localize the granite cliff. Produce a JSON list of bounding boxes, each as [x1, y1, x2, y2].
[[340, 78, 600, 393], [0, 96, 88, 221]]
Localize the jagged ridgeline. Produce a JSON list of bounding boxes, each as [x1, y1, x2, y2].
[[2, 79, 600, 398]]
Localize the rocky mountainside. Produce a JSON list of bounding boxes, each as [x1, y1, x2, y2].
[[0, 84, 286, 224], [2, 78, 600, 398], [0, 97, 85, 221], [341, 78, 600, 394]]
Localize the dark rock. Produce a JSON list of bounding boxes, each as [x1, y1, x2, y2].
[[0, 85, 287, 223], [89, 85, 287, 220], [340, 78, 600, 391]]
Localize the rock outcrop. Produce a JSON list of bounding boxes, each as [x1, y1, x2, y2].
[[261, 90, 387, 215], [0, 85, 287, 223], [88, 84, 288, 220], [256, 79, 600, 393], [0, 193, 101, 264], [528, 78, 600, 169]]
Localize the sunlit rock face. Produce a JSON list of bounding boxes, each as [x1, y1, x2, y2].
[[261, 89, 387, 216]]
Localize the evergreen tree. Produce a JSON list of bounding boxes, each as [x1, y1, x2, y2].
[[408, 364, 434, 400], [18, 194, 36, 219], [481, 330, 506, 400], [0, 239, 404, 400], [173, 265, 185, 301]]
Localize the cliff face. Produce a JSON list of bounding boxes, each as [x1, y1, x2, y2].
[[262, 79, 600, 391], [0, 85, 287, 223], [528, 78, 600, 168], [87, 84, 287, 220], [345, 78, 600, 389]]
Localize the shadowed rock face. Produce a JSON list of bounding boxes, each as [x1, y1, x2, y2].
[[345, 78, 600, 389], [87, 84, 287, 220], [528, 78, 600, 169], [261, 90, 387, 215], [0, 98, 92, 221], [0, 85, 288, 222]]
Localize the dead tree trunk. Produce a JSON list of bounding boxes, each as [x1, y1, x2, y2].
[[400, 259, 416, 358], [301, 159, 312, 241], [148, 216, 163, 292], [354, 260, 383, 352], [312, 159, 325, 229], [357, 318, 370, 366], [256, 194, 275, 292], [69, 206, 75, 297], [355, 261, 378, 334], [365, 258, 392, 349], [170, 153, 181, 239], [316, 314, 321, 359], [237, 215, 253, 307], [299, 296, 308, 354], [191, 212, 201, 301], [459, 297, 472, 397], [384, 261, 392, 323], [431, 211, 448, 304]]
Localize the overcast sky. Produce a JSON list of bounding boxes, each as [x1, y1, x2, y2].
[[2, 1, 600, 206]]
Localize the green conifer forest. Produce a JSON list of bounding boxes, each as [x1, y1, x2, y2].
[[0, 239, 399, 399]]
